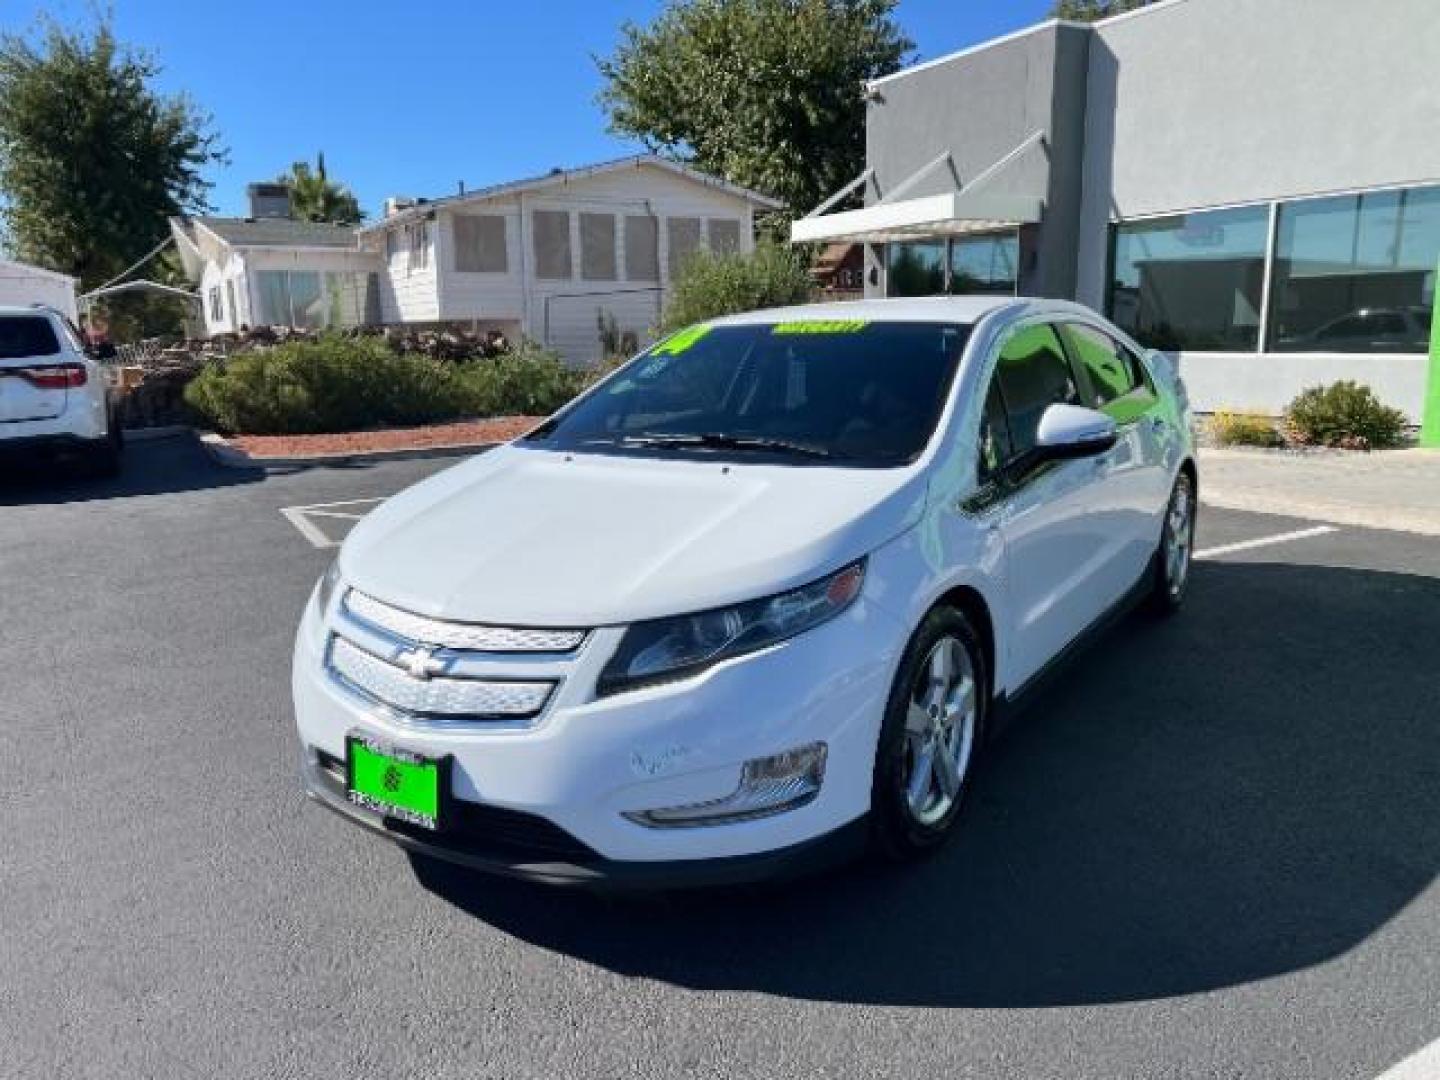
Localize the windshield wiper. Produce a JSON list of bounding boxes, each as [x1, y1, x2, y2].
[[617, 432, 837, 460]]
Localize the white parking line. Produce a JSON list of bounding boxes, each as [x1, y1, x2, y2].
[[1195, 525, 1339, 561], [280, 498, 387, 549], [1374, 1037, 1440, 1079]]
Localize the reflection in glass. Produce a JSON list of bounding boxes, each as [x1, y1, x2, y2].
[[887, 242, 946, 296], [949, 233, 1018, 295], [1110, 205, 1270, 351], [1270, 186, 1439, 353]]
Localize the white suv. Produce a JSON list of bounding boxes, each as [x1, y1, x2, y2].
[[293, 297, 1196, 888], [0, 306, 122, 477]]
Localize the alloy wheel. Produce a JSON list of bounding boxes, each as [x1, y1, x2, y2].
[[1164, 474, 1195, 599], [902, 635, 978, 827]]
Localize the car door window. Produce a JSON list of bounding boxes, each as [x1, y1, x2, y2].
[[1060, 322, 1156, 424], [994, 322, 1081, 454], [977, 379, 1014, 483]]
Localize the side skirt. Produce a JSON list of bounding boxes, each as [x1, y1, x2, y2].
[[988, 555, 1157, 740]]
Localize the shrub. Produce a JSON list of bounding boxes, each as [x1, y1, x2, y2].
[[1208, 409, 1283, 448], [1282, 381, 1408, 450], [661, 242, 815, 332], [184, 335, 586, 435]]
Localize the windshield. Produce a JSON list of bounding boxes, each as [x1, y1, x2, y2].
[[525, 320, 971, 467]]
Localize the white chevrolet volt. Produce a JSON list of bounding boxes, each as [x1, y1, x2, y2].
[[292, 296, 1196, 888]]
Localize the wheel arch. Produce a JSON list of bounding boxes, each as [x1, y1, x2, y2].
[[931, 583, 996, 703]]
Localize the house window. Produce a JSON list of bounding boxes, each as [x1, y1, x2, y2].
[[255, 270, 324, 328], [208, 286, 223, 323], [406, 222, 430, 274], [887, 242, 947, 297], [1109, 205, 1270, 351], [624, 216, 659, 282], [1269, 184, 1440, 353], [667, 217, 702, 279], [453, 214, 507, 273], [533, 210, 572, 280], [386, 230, 399, 261], [225, 280, 238, 326], [580, 213, 618, 281], [950, 233, 1019, 295], [708, 218, 742, 255]]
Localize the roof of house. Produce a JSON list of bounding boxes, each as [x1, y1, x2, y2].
[[361, 154, 784, 235], [189, 217, 360, 249]]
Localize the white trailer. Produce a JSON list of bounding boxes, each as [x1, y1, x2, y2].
[[0, 258, 78, 320]]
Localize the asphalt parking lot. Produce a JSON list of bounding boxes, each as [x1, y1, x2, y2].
[[2, 435, 1438, 1080]]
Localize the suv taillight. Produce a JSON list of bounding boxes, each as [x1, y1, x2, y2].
[[7, 363, 88, 389]]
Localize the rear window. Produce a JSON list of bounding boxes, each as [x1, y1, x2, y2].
[[0, 315, 61, 360]]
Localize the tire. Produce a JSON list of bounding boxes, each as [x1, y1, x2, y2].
[[82, 419, 123, 479], [1149, 470, 1196, 615], [870, 606, 988, 860]]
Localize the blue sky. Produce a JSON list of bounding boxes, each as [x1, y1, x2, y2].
[[6, 0, 1054, 217]]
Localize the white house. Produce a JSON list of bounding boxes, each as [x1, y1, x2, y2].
[[171, 157, 781, 365], [0, 258, 78, 320]]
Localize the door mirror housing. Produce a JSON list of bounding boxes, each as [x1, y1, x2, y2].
[[1035, 403, 1117, 460]]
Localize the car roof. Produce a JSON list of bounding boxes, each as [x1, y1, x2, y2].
[[706, 295, 1101, 328]]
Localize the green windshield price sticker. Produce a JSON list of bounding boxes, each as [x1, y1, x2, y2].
[[651, 325, 712, 355], [771, 320, 870, 335]]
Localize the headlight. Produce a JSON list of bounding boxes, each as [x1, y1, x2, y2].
[[315, 558, 343, 614], [597, 561, 866, 697]]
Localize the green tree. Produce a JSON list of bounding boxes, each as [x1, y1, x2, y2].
[[281, 152, 364, 225], [1051, 0, 1152, 21], [597, 0, 912, 217], [0, 15, 223, 297]]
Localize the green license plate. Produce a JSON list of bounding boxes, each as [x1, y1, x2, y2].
[[346, 736, 443, 831]]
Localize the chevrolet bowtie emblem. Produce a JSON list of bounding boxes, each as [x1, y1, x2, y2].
[[398, 644, 445, 680]]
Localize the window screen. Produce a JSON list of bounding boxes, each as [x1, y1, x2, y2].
[[667, 217, 702, 278], [0, 315, 60, 359], [625, 216, 659, 281], [708, 218, 742, 255], [581, 213, 618, 281], [454, 214, 507, 273], [994, 324, 1081, 454], [533, 210, 572, 280]]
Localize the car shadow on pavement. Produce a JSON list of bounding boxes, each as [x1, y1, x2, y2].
[[0, 434, 261, 505], [412, 560, 1440, 1008]]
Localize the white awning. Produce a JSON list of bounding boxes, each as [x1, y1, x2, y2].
[[791, 132, 1047, 245]]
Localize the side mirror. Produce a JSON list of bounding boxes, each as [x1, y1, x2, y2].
[[1035, 403, 1117, 460]]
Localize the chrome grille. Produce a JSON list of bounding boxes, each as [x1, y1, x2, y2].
[[328, 637, 553, 719], [344, 589, 586, 654]]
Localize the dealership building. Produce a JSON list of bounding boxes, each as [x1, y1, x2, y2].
[[793, 0, 1440, 423]]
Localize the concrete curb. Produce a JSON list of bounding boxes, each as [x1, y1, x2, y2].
[[1199, 489, 1440, 537], [196, 431, 497, 470]]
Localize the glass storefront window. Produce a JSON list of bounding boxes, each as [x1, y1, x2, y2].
[[887, 242, 946, 296], [1110, 205, 1270, 351], [949, 233, 1018, 295], [1269, 186, 1439, 353]]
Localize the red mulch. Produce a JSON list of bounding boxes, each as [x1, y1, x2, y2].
[[228, 416, 542, 459]]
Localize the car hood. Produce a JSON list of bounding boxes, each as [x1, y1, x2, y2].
[[339, 444, 929, 627]]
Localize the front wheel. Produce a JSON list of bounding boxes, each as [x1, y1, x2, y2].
[[870, 607, 987, 860], [1150, 471, 1196, 614]]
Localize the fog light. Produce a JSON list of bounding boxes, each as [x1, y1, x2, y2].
[[622, 743, 826, 829]]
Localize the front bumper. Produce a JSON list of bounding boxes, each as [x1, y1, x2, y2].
[[301, 749, 868, 889], [292, 583, 906, 882]]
